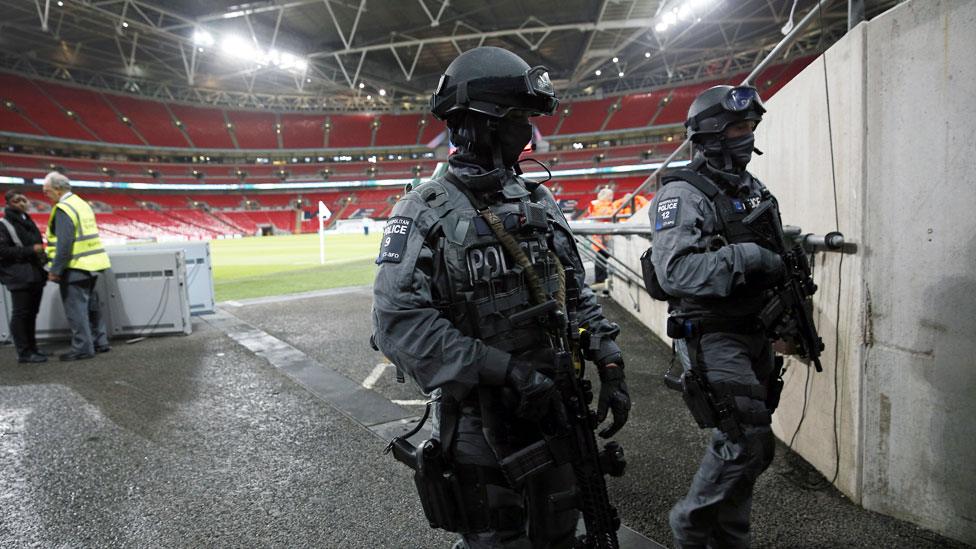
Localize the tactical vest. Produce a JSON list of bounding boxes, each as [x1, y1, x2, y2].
[[46, 193, 111, 272], [656, 168, 780, 315], [414, 174, 567, 354]]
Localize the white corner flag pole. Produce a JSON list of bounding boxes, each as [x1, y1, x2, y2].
[[318, 201, 332, 265]]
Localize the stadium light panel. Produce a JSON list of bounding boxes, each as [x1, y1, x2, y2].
[[193, 30, 215, 47], [379, 89, 387, 96], [612, 56, 619, 63], [57, 1, 63, 6], [595, 69, 602, 76]]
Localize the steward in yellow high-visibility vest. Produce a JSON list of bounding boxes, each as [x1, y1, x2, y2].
[[45, 192, 111, 273], [42, 171, 113, 361]]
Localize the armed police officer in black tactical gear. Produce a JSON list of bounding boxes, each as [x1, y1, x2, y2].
[[372, 46, 631, 549], [646, 85, 794, 548]]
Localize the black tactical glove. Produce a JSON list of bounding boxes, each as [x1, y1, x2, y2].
[[596, 362, 630, 438], [749, 247, 786, 289], [505, 359, 556, 419]]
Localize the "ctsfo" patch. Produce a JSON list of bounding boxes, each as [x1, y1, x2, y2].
[[376, 216, 413, 264], [655, 198, 680, 230]]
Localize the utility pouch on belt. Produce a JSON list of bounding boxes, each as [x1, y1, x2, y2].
[[640, 248, 671, 301]]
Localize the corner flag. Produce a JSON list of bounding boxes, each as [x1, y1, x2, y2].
[[318, 200, 332, 220]]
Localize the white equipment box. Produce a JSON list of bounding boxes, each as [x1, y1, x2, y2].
[[101, 249, 192, 337], [109, 241, 215, 315], [0, 248, 192, 344]]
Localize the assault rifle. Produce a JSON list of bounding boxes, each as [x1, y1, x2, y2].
[[489, 268, 626, 548], [743, 199, 826, 372]]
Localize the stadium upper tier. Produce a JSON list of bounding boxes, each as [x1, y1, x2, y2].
[[0, 57, 811, 151], [0, 141, 679, 185]]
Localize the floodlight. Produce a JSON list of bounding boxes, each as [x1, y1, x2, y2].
[[379, 89, 387, 96], [57, 1, 63, 6], [358, 82, 365, 89], [193, 29, 215, 47], [293, 59, 308, 71], [655, 22, 668, 32], [595, 69, 602, 76], [618, 71, 625, 78], [221, 35, 257, 60], [644, 51, 651, 58]]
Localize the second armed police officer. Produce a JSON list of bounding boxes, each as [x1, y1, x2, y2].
[[648, 85, 788, 548], [372, 47, 631, 548]]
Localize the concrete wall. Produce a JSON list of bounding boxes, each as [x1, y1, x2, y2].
[[607, 0, 975, 543], [859, 1, 976, 543]]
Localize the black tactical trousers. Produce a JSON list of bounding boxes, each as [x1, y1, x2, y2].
[[9, 281, 45, 358], [670, 332, 777, 549], [448, 402, 579, 549]]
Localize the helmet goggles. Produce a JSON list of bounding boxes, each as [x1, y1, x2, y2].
[[431, 65, 559, 120], [686, 85, 765, 136]]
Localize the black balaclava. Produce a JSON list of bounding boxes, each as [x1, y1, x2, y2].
[[448, 112, 532, 174], [698, 132, 755, 173]]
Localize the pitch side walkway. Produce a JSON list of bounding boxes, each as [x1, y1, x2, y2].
[[0, 286, 965, 548]]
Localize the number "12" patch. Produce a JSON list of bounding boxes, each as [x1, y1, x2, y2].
[[655, 198, 680, 230]]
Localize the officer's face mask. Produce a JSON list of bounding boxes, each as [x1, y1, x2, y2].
[[496, 117, 533, 168], [702, 133, 755, 172]]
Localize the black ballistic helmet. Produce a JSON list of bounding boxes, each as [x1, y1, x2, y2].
[[685, 85, 765, 142], [430, 46, 558, 121]]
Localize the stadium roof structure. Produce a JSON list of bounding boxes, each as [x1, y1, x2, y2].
[[0, 0, 900, 112]]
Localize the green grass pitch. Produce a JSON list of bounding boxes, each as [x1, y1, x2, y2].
[[210, 232, 382, 301]]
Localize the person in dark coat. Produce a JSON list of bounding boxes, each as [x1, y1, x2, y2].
[[0, 189, 49, 363]]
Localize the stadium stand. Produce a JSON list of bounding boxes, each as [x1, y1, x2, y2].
[[42, 84, 145, 145], [227, 111, 279, 150], [374, 113, 423, 147], [0, 57, 816, 242], [0, 73, 96, 141], [280, 113, 328, 149], [556, 97, 616, 135], [327, 114, 374, 149], [167, 104, 235, 149], [104, 94, 192, 148]]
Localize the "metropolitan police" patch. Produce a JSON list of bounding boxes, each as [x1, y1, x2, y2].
[[376, 216, 412, 264], [655, 198, 680, 230]]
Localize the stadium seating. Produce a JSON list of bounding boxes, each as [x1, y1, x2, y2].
[[327, 114, 374, 149], [104, 94, 191, 148], [281, 113, 328, 149], [373, 114, 421, 147], [227, 111, 279, 149], [168, 104, 235, 149], [0, 58, 816, 242], [43, 84, 144, 145], [0, 73, 97, 141], [557, 97, 616, 135]]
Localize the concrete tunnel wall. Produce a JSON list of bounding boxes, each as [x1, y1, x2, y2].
[[606, 0, 975, 544]]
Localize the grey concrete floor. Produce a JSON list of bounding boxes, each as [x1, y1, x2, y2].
[[0, 286, 968, 548]]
